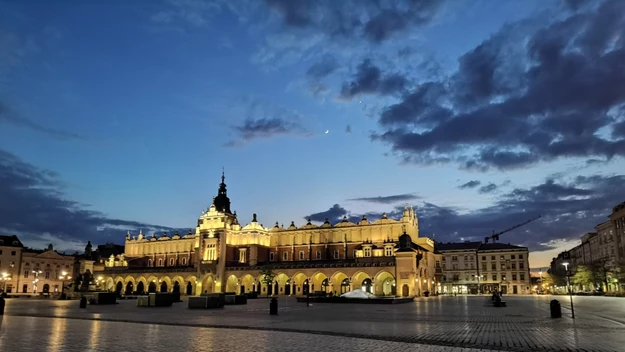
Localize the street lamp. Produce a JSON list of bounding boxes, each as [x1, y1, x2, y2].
[[59, 271, 72, 299], [562, 262, 575, 319], [0, 272, 10, 293], [32, 270, 43, 294], [538, 270, 543, 294]]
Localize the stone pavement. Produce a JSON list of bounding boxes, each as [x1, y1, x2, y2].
[[2, 295, 625, 351], [0, 315, 501, 352]]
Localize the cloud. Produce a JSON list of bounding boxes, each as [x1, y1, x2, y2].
[[0, 148, 178, 250], [266, 0, 443, 44], [306, 54, 339, 79], [348, 193, 420, 204], [339, 59, 409, 100], [459, 180, 481, 189], [0, 100, 85, 141], [307, 204, 348, 222], [225, 97, 311, 146], [345, 125, 352, 133], [305, 173, 625, 251], [371, 0, 625, 170], [478, 183, 498, 194]]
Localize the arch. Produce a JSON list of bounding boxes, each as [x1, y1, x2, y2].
[[274, 273, 290, 295], [148, 281, 157, 293], [330, 271, 350, 295], [185, 275, 198, 295], [200, 274, 214, 294], [160, 281, 168, 293], [225, 274, 239, 293], [136, 281, 145, 294], [240, 274, 255, 294], [291, 272, 308, 296], [171, 275, 184, 293], [115, 281, 123, 294], [311, 272, 328, 293], [374, 270, 396, 296], [105, 277, 114, 291], [186, 282, 193, 295], [125, 281, 134, 295], [351, 271, 372, 292], [124, 276, 136, 286], [159, 276, 172, 287]]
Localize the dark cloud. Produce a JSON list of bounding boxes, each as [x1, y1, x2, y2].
[[305, 174, 625, 251], [0, 148, 177, 250], [478, 183, 497, 194], [0, 100, 85, 141], [265, 0, 443, 44], [307, 204, 348, 222], [348, 193, 420, 204], [371, 0, 625, 170], [229, 117, 303, 144], [306, 55, 339, 79], [459, 180, 481, 189], [339, 59, 408, 100], [562, 0, 590, 10], [345, 125, 352, 133]]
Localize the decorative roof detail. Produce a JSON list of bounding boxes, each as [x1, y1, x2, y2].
[[359, 215, 370, 225], [287, 221, 297, 230], [320, 218, 332, 228]]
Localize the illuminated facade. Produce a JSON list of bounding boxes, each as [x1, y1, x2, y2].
[[96, 172, 441, 297]]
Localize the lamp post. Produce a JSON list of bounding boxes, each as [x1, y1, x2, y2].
[[538, 270, 543, 294], [59, 271, 72, 299], [562, 262, 575, 319], [32, 270, 43, 294]]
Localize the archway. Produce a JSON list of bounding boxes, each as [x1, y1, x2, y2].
[[148, 281, 157, 293], [125, 282, 134, 295], [292, 273, 308, 296], [361, 278, 372, 293], [351, 272, 372, 292], [201, 275, 214, 294], [105, 277, 114, 291], [225, 275, 239, 293], [274, 273, 289, 296], [136, 281, 145, 294], [173, 281, 180, 293], [311, 272, 328, 294], [330, 272, 349, 295], [116, 281, 123, 295], [43, 284, 50, 293], [160, 281, 168, 292], [241, 274, 255, 294], [374, 271, 396, 296], [186, 282, 193, 295]]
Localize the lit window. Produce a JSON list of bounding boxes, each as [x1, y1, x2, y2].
[[170, 258, 175, 266], [182, 258, 187, 265], [299, 251, 304, 260], [269, 253, 275, 262], [316, 251, 321, 260], [283, 252, 288, 261], [158, 259, 163, 266], [148, 259, 153, 267], [333, 250, 339, 259]]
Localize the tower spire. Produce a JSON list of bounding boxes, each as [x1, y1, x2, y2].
[[213, 168, 231, 214], [221, 166, 225, 184]]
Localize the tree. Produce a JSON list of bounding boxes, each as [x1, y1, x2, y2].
[[259, 266, 275, 297], [590, 258, 614, 292], [539, 273, 554, 292], [571, 265, 594, 290]]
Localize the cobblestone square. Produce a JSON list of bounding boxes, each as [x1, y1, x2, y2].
[[2, 295, 624, 351]]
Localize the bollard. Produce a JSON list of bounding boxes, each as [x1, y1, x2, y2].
[[269, 297, 278, 315], [0, 296, 5, 315], [550, 299, 561, 318], [79, 296, 87, 309]]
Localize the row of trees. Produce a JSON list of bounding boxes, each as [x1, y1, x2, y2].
[[557, 258, 625, 292]]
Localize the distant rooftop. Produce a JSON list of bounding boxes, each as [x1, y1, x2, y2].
[[0, 235, 23, 248]]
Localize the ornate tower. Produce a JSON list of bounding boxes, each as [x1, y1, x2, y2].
[[213, 169, 232, 214]]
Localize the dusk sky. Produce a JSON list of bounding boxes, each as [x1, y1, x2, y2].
[[1, 0, 624, 269]]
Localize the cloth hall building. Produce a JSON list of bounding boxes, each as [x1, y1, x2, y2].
[[95, 172, 441, 297]]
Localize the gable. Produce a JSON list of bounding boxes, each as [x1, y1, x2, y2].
[[33, 250, 71, 260]]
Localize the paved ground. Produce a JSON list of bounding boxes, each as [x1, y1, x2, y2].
[[1, 295, 624, 351]]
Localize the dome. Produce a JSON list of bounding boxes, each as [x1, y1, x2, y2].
[[398, 233, 412, 250]]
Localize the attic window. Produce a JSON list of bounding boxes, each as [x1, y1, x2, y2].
[[12, 241, 18, 245]]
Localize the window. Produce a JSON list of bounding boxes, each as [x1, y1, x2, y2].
[[511, 255, 516, 259], [333, 250, 339, 259], [511, 262, 516, 269], [148, 259, 153, 267], [436, 260, 441, 268], [520, 273, 525, 280], [316, 251, 321, 260], [470, 263, 474, 269], [364, 247, 371, 257], [519, 262, 524, 269], [45, 272, 50, 279], [512, 274, 517, 281], [11, 251, 16, 256], [283, 252, 288, 261], [451, 256, 458, 261], [22, 284, 28, 293], [158, 259, 163, 266], [482, 263, 487, 271], [452, 264, 458, 270], [239, 249, 246, 263], [518, 254, 523, 259], [24, 271, 29, 278], [385, 246, 393, 256], [269, 253, 275, 262], [491, 263, 496, 270], [464, 256, 468, 261], [492, 274, 497, 281], [170, 258, 175, 266], [465, 275, 469, 281], [299, 251, 304, 260], [482, 256, 486, 260]]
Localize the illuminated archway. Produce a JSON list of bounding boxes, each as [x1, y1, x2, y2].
[[374, 270, 396, 296], [292, 272, 307, 296], [330, 271, 349, 294], [274, 273, 289, 295], [225, 275, 239, 293], [311, 272, 328, 293], [351, 271, 371, 292], [241, 274, 255, 294]]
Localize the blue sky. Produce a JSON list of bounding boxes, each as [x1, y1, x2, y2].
[[1, 0, 624, 268]]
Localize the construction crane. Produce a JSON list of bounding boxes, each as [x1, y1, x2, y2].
[[484, 215, 542, 243]]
